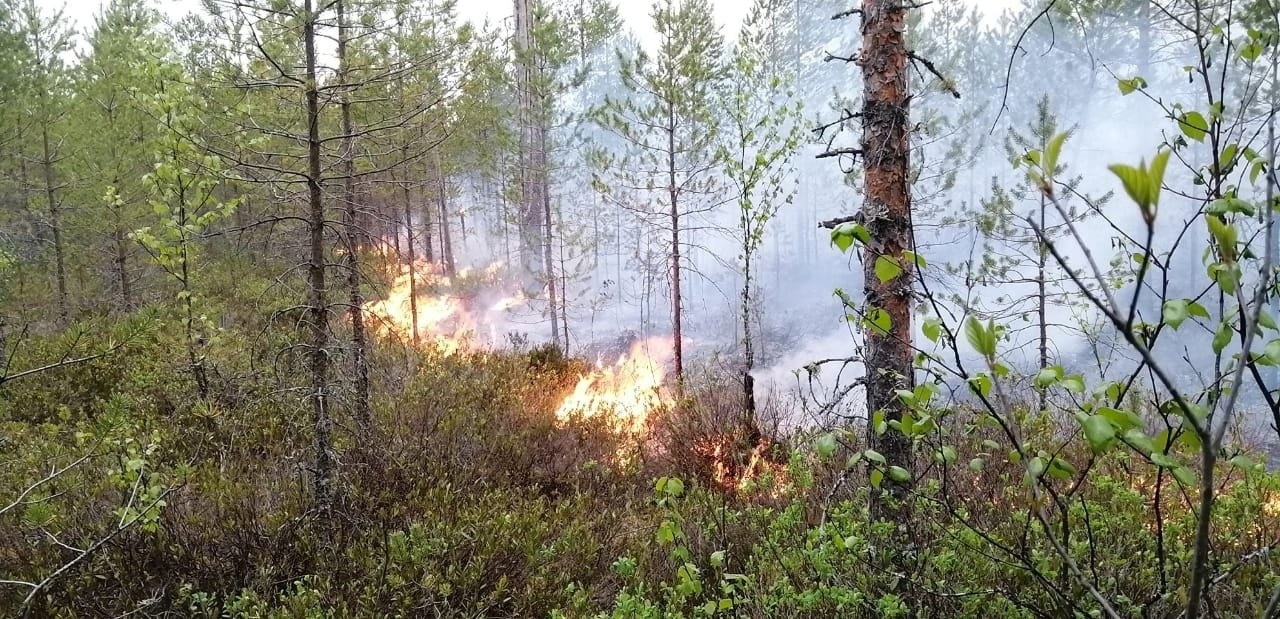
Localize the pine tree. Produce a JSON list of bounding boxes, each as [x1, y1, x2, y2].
[[592, 0, 725, 383]]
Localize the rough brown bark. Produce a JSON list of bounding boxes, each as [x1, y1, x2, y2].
[[858, 0, 914, 521], [338, 0, 371, 437], [303, 0, 335, 513]]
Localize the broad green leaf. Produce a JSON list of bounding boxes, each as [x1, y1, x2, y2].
[[1082, 415, 1117, 453], [968, 374, 992, 398], [887, 466, 911, 483], [864, 449, 886, 465], [663, 477, 685, 497], [968, 458, 985, 471], [1163, 299, 1188, 328], [865, 308, 892, 335], [1207, 216, 1238, 263], [1098, 407, 1143, 432], [1213, 322, 1233, 353], [922, 317, 942, 343], [1123, 429, 1155, 455], [1172, 466, 1195, 486], [870, 469, 884, 488], [1109, 163, 1152, 209], [1178, 111, 1208, 142], [1060, 375, 1086, 393], [1117, 76, 1146, 95], [875, 255, 903, 283], [1043, 132, 1068, 179], [939, 445, 958, 464], [965, 317, 996, 357], [1027, 456, 1047, 480], [815, 433, 837, 458]]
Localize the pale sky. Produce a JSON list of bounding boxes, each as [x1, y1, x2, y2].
[[45, 0, 1020, 45]]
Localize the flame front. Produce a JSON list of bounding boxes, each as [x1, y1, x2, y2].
[[554, 337, 675, 435], [362, 258, 523, 353]]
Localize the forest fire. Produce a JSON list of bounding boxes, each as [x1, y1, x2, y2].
[[554, 337, 676, 435], [696, 433, 789, 495], [362, 259, 524, 353]]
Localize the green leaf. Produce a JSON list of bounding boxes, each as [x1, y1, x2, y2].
[[831, 225, 855, 252], [657, 519, 678, 544], [1178, 111, 1209, 143], [1043, 132, 1068, 179], [1060, 375, 1086, 393], [1213, 322, 1233, 354], [1150, 452, 1180, 469], [1027, 456, 1047, 480], [864, 449, 886, 465], [1207, 216, 1238, 263], [870, 469, 884, 488], [968, 374, 992, 398], [1123, 429, 1155, 455], [1208, 197, 1256, 217], [1048, 457, 1077, 479], [965, 317, 996, 357], [922, 317, 942, 343], [1097, 407, 1143, 432], [1172, 466, 1195, 486], [887, 466, 911, 483], [1082, 415, 1117, 453], [1240, 40, 1264, 62], [1259, 311, 1278, 331], [815, 433, 837, 458], [875, 255, 903, 283], [1163, 299, 1188, 328], [1033, 365, 1061, 388], [968, 458, 985, 471], [1117, 76, 1146, 95], [663, 477, 685, 497], [1109, 163, 1151, 208], [864, 308, 892, 335], [940, 445, 958, 464]]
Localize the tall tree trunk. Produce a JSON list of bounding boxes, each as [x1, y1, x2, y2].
[[114, 225, 131, 309], [434, 152, 456, 278], [514, 0, 543, 276], [859, 0, 914, 521], [666, 100, 684, 385], [402, 174, 420, 346], [1037, 194, 1048, 413], [303, 0, 335, 513], [338, 0, 371, 437], [1136, 0, 1152, 78], [40, 122, 67, 323], [742, 249, 756, 417], [540, 107, 561, 349]]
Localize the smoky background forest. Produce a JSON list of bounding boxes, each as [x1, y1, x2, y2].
[[1, 0, 1279, 616]]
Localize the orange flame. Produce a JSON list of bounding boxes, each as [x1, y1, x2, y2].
[[362, 258, 524, 353], [554, 337, 675, 435], [697, 434, 790, 496]]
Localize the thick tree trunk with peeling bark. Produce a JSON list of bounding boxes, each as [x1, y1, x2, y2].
[[859, 0, 914, 521]]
